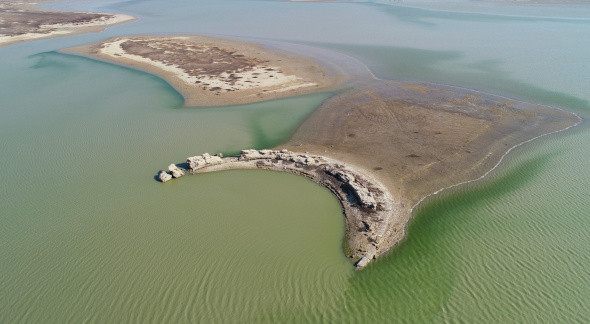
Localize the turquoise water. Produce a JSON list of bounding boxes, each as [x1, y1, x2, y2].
[[1, 0, 589, 322]]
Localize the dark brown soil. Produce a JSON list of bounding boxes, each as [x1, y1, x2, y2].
[[118, 38, 264, 82]]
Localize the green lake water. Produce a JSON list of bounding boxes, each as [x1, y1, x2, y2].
[[0, 0, 589, 322]]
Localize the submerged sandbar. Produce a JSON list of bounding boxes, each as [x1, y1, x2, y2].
[[65, 35, 344, 106]]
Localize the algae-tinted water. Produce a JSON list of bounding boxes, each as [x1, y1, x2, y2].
[[1, 0, 589, 322]]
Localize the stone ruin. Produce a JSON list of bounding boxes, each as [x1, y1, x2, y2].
[[158, 149, 380, 211], [186, 153, 224, 171]]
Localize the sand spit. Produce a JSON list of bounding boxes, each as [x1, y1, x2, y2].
[[0, 1, 134, 47], [65, 36, 344, 106], [158, 149, 400, 270]]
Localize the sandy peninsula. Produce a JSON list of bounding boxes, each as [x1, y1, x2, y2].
[[0, 0, 134, 47], [282, 80, 581, 264], [65, 36, 344, 106], [157, 79, 581, 269]]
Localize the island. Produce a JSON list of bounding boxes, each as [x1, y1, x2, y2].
[[63, 31, 581, 270], [157, 79, 581, 269], [0, 0, 134, 47], [64, 36, 344, 106]]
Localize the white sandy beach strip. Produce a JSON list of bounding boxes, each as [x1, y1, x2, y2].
[[99, 38, 318, 92]]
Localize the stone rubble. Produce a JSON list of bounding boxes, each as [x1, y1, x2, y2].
[[167, 149, 381, 211]]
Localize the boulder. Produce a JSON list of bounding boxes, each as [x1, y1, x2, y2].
[[158, 170, 172, 183], [168, 164, 185, 178], [355, 255, 371, 270]]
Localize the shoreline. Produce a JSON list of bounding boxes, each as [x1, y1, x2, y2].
[[409, 109, 583, 214], [63, 35, 347, 107]]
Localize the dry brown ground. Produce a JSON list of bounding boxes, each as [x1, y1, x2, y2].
[[286, 81, 579, 205]]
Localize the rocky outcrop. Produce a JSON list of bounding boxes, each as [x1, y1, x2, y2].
[[157, 149, 398, 269]]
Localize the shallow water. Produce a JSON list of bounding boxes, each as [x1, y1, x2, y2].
[[1, 0, 589, 322]]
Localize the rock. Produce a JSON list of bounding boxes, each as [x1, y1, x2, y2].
[[336, 170, 356, 183], [257, 159, 273, 167], [354, 186, 377, 210], [355, 255, 371, 270], [322, 165, 376, 210], [291, 155, 307, 164], [187, 155, 206, 170], [187, 153, 224, 171], [158, 170, 172, 183], [203, 153, 223, 164], [276, 152, 290, 160], [168, 164, 185, 178], [239, 149, 262, 160]]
